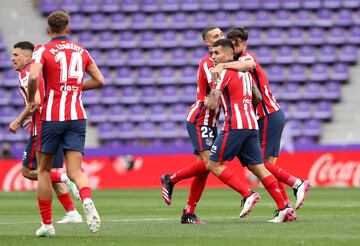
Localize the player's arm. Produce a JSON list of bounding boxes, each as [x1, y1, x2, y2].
[[204, 89, 222, 110], [83, 63, 105, 91], [28, 63, 43, 112], [252, 83, 262, 108], [211, 60, 256, 82], [9, 104, 31, 134]]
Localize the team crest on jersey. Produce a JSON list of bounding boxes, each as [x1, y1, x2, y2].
[[210, 145, 217, 155], [206, 138, 213, 146]]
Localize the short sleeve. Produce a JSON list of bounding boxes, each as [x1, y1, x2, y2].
[[32, 45, 45, 64]]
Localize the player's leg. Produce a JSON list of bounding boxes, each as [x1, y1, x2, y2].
[[22, 136, 39, 180], [63, 120, 100, 233], [53, 183, 82, 224]]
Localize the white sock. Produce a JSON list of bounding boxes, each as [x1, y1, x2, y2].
[[60, 173, 69, 183]]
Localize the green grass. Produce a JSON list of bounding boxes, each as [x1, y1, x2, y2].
[[0, 188, 359, 245]]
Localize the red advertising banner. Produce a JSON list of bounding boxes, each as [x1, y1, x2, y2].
[[0, 150, 359, 191]]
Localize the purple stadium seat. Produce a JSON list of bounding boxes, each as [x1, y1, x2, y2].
[[242, 0, 260, 9], [40, 0, 58, 14], [282, 0, 301, 9], [88, 50, 104, 66], [138, 122, 158, 138], [109, 13, 128, 30], [306, 27, 325, 45], [129, 104, 148, 122], [295, 136, 316, 146], [212, 11, 231, 28], [99, 0, 119, 12], [149, 104, 168, 122], [148, 49, 167, 66], [79, 0, 99, 13], [316, 9, 333, 27], [101, 86, 119, 104], [233, 12, 253, 28], [255, 47, 273, 64], [268, 84, 282, 99], [275, 46, 295, 64], [78, 31, 96, 49], [201, 0, 220, 11], [318, 45, 337, 63], [60, 0, 79, 12], [170, 103, 187, 121], [159, 122, 179, 138], [121, 0, 139, 12], [265, 28, 283, 46], [141, 86, 159, 104], [0, 52, 11, 68], [82, 90, 100, 105], [89, 14, 108, 31], [169, 48, 188, 66], [2, 70, 18, 87], [130, 13, 148, 30], [342, 0, 360, 8], [327, 27, 346, 45], [160, 86, 179, 103], [10, 89, 25, 106], [119, 87, 139, 104], [293, 102, 312, 120], [161, 0, 179, 11], [118, 31, 137, 48], [191, 12, 209, 29], [180, 66, 197, 84], [302, 119, 322, 137], [335, 9, 353, 26], [266, 65, 285, 83], [159, 31, 178, 48], [99, 67, 112, 84], [287, 64, 307, 83], [181, 0, 200, 11], [347, 26, 360, 44], [98, 122, 118, 140], [273, 10, 292, 27], [324, 0, 341, 9], [70, 14, 87, 31], [136, 67, 155, 85], [114, 67, 134, 85], [293, 10, 313, 27], [181, 30, 202, 47], [87, 105, 107, 124], [247, 29, 262, 46], [287, 120, 302, 137], [253, 11, 272, 28], [303, 0, 321, 9], [118, 122, 136, 139], [97, 31, 116, 49], [221, 0, 240, 10], [170, 13, 189, 30], [0, 89, 9, 105], [310, 64, 329, 82], [142, 0, 159, 12], [297, 46, 316, 64], [190, 48, 207, 65], [181, 85, 196, 103], [313, 101, 332, 120], [286, 27, 304, 45], [330, 64, 349, 81], [263, 0, 281, 10], [339, 45, 358, 63], [104, 49, 124, 67], [127, 50, 146, 66], [158, 67, 177, 85], [150, 13, 169, 30], [302, 83, 321, 100], [140, 31, 157, 48], [279, 101, 291, 119], [323, 82, 341, 100], [282, 83, 300, 101]]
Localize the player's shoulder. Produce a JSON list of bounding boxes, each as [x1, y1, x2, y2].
[[199, 54, 212, 65]]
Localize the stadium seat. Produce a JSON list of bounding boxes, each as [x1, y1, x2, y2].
[[109, 13, 128, 30], [140, 86, 159, 104], [150, 13, 169, 30], [114, 67, 134, 86], [303, 0, 321, 9], [302, 83, 321, 100], [339, 45, 358, 63], [136, 67, 156, 85], [169, 48, 188, 66], [242, 0, 260, 10], [327, 27, 346, 45], [336, 9, 353, 26], [255, 47, 273, 64], [306, 27, 325, 45], [275, 46, 295, 64], [119, 87, 139, 104], [247, 29, 262, 46], [313, 101, 332, 120], [141, 31, 158, 48], [342, 0, 360, 8], [101, 86, 119, 104], [118, 31, 138, 49], [148, 49, 167, 66], [191, 12, 209, 29], [293, 10, 313, 27], [89, 14, 108, 31], [279, 101, 291, 119], [129, 104, 148, 122], [265, 28, 283, 46], [282, 0, 301, 9], [70, 14, 87, 31], [190, 48, 207, 65], [201, 0, 220, 11], [10, 89, 24, 106], [323, 0, 341, 9], [138, 122, 157, 138], [0, 52, 12, 68], [302, 119, 322, 137], [269, 84, 282, 100], [118, 122, 136, 139], [297, 46, 316, 64], [160, 86, 179, 103], [180, 66, 197, 84], [120, 0, 139, 12], [170, 103, 188, 122], [161, 0, 179, 12], [315, 9, 334, 27], [253, 11, 272, 28], [273, 10, 292, 27], [266, 65, 285, 83], [212, 11, 231, 28], [89, 50, 104, 67], [170, 12, 190, 30], [318, 45, 337, 63], [282, 83, 301, 101], [130, 13, 148, 30], [287, 64, 307, 83], [157, 67, 177, 85], [293, 102, 312, 120], [310, 64, 329, 82], [0, 89, 9, 105], [141, 0, 159, 12], [127, 50, 146, 66], [330, 64, 349, 81], [294, 136, 316, 146], [98, 122, 118, 140], [263, 0, 281, 10], [59, 0, 79, 13], [149, 104, 168, 122], [287, 120, 302, 137], [104, 49, 125, 67], [181, 30, 202, 47], [100, 0, 120, 13], [159, 31, 178, 48], [2, 70, 18, 87], [233, 12, 253, 28], [181, 0, 200, 11], [79, 0, 99, 13], [347, 26, 360, 44], [221, 0, 240, 10], [286, 27, 304, 45], [88, 105, 107, 124], [323, 82, 341, 101], [158, 121, 179, 138], [97, 31, 116, 49], [40, 0, 58, 14], [82, 90, 100, 105], [181, 85, 196, 103], [78, 31, 96, 49]]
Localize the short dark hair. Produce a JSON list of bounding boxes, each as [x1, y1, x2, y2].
[[212, 39, 234, 50], [227, 26, 249, 41], [201, 26, 219, 41], [48, 10, 70, 33], [13, 41, 35, 51]]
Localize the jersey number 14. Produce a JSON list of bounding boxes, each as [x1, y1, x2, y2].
[[55, 51, 84, 84]]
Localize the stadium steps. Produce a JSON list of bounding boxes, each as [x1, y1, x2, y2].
[[320, 54, 360, 145]]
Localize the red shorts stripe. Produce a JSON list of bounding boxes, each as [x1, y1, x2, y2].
[[37, 120, 43, 152], [28, 139, 37, 169], [219, 131, 229, 161], [196, 125, 203, 152]]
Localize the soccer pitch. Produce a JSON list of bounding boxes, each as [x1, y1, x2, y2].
[[0, 188, 359, 246]]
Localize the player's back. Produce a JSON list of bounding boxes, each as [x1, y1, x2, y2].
[[33, 38, 94, 121]]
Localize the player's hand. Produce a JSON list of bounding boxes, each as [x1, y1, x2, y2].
[[245, 60, 256, 70], [204, 96, 211, 107], [27, 101, 39, 114], [22, 117, 32, 130], [211, 64, 223, 83], [8, 120, 21, 134]]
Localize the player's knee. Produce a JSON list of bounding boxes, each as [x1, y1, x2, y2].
[[22, 167, 35, 180]]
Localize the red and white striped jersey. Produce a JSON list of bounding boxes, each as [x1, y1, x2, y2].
[[18, 63, 43, 137], [239, 52, 280, 119], [214, 69, 258, 131], [186, 54, 220, 127], [32, 37, 94, 121]]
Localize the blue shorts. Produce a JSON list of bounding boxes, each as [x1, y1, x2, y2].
[[258, 109, 286, 158], [186, 122, 218, 155], [37, 120, 86, 154], [209, 129, 263, 165], [22, 136, 64, 169]]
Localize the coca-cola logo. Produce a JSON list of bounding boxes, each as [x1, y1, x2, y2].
[[308, 153, 360, 187]]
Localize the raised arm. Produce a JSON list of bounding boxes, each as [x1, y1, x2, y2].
[[211, 60, 256, 82]]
